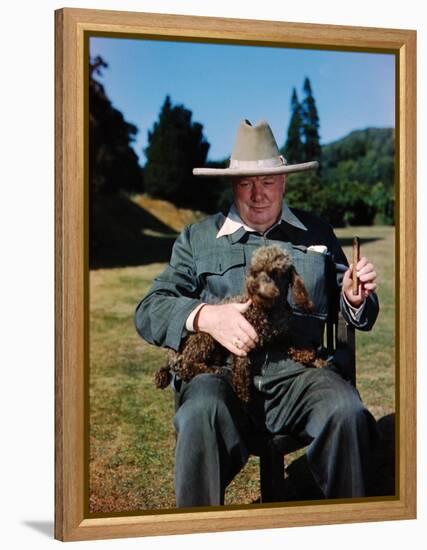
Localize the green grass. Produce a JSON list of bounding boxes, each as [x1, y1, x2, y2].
[[89, 225, 395, 513]]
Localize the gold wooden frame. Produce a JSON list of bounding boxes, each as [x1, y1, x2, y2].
[[55, 7, 416, 542]]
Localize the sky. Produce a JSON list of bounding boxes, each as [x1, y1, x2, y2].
[[90, 36, 395, 165]]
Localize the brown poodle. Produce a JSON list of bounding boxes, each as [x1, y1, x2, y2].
[[154, 245, 325, 402]]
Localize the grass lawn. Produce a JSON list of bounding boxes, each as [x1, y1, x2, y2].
[[89, 223, 395, 513]]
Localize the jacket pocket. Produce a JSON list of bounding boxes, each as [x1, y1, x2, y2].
[[195, 249, 246, 301]]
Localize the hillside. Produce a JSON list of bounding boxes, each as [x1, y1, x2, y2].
[[132, 194, 204, 233], [285, 127, 395, 227], [90, 193, 203, 269], [321, 127, 395, 188]]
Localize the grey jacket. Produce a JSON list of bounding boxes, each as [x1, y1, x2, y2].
[[135, 207, 379, 352]]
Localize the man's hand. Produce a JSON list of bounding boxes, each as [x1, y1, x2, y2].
[[196, 300, 259, 357], [342, 256, 377, 308]]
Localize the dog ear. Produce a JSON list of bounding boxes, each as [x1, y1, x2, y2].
[[290, 268, 314, 312]]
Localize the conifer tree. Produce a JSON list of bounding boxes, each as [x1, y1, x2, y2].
[[144, 96, 210, 209], [89, 56, 143, 196], [301, 77, 321, 161], [282, 88, 304, 163]]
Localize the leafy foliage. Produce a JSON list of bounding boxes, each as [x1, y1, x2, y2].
[[320, 128, 395, 225]]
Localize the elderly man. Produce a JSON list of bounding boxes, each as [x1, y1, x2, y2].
[[135, 119, 379, 508]]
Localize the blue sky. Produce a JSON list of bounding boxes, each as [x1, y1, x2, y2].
[[90, 37, 395, 165]]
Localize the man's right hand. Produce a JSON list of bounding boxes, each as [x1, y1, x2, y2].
[[196, 300, 259, 357]]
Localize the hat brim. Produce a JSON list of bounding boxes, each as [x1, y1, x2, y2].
[[193, 161, 319, 177]]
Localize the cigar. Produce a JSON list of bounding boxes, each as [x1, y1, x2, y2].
[[352, 236, 360, 296]]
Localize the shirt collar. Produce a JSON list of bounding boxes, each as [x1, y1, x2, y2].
[[216, 202, 307, 239]]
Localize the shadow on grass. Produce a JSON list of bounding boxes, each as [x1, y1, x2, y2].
[[90, 194, 177, 269]]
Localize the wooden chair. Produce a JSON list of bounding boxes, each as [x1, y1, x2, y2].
[[246, 310, 356, 502]]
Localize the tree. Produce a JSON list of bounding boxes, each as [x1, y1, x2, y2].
[[89, 56, 143, 197], [143, 96, 211, 210], [282, 88, 304, 164], [285, 171, 325, 217], [321, 128, 395, 225], [301, 77, 321, 162]]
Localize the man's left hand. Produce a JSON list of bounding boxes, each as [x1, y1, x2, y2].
[[342, 256, 377, 308]]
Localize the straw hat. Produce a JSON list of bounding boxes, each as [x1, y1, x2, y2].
[[193, 119, 318, 177]]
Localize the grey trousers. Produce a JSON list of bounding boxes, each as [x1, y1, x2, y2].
[[173, 356, 378, 508]]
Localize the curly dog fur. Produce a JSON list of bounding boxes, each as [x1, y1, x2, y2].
[[154, 245, 325, 402]]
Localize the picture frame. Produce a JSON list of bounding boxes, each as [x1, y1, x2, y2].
[[55, 7, 416, 542]]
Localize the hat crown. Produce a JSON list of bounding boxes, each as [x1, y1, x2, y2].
[[231, 119, 281, 162]]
